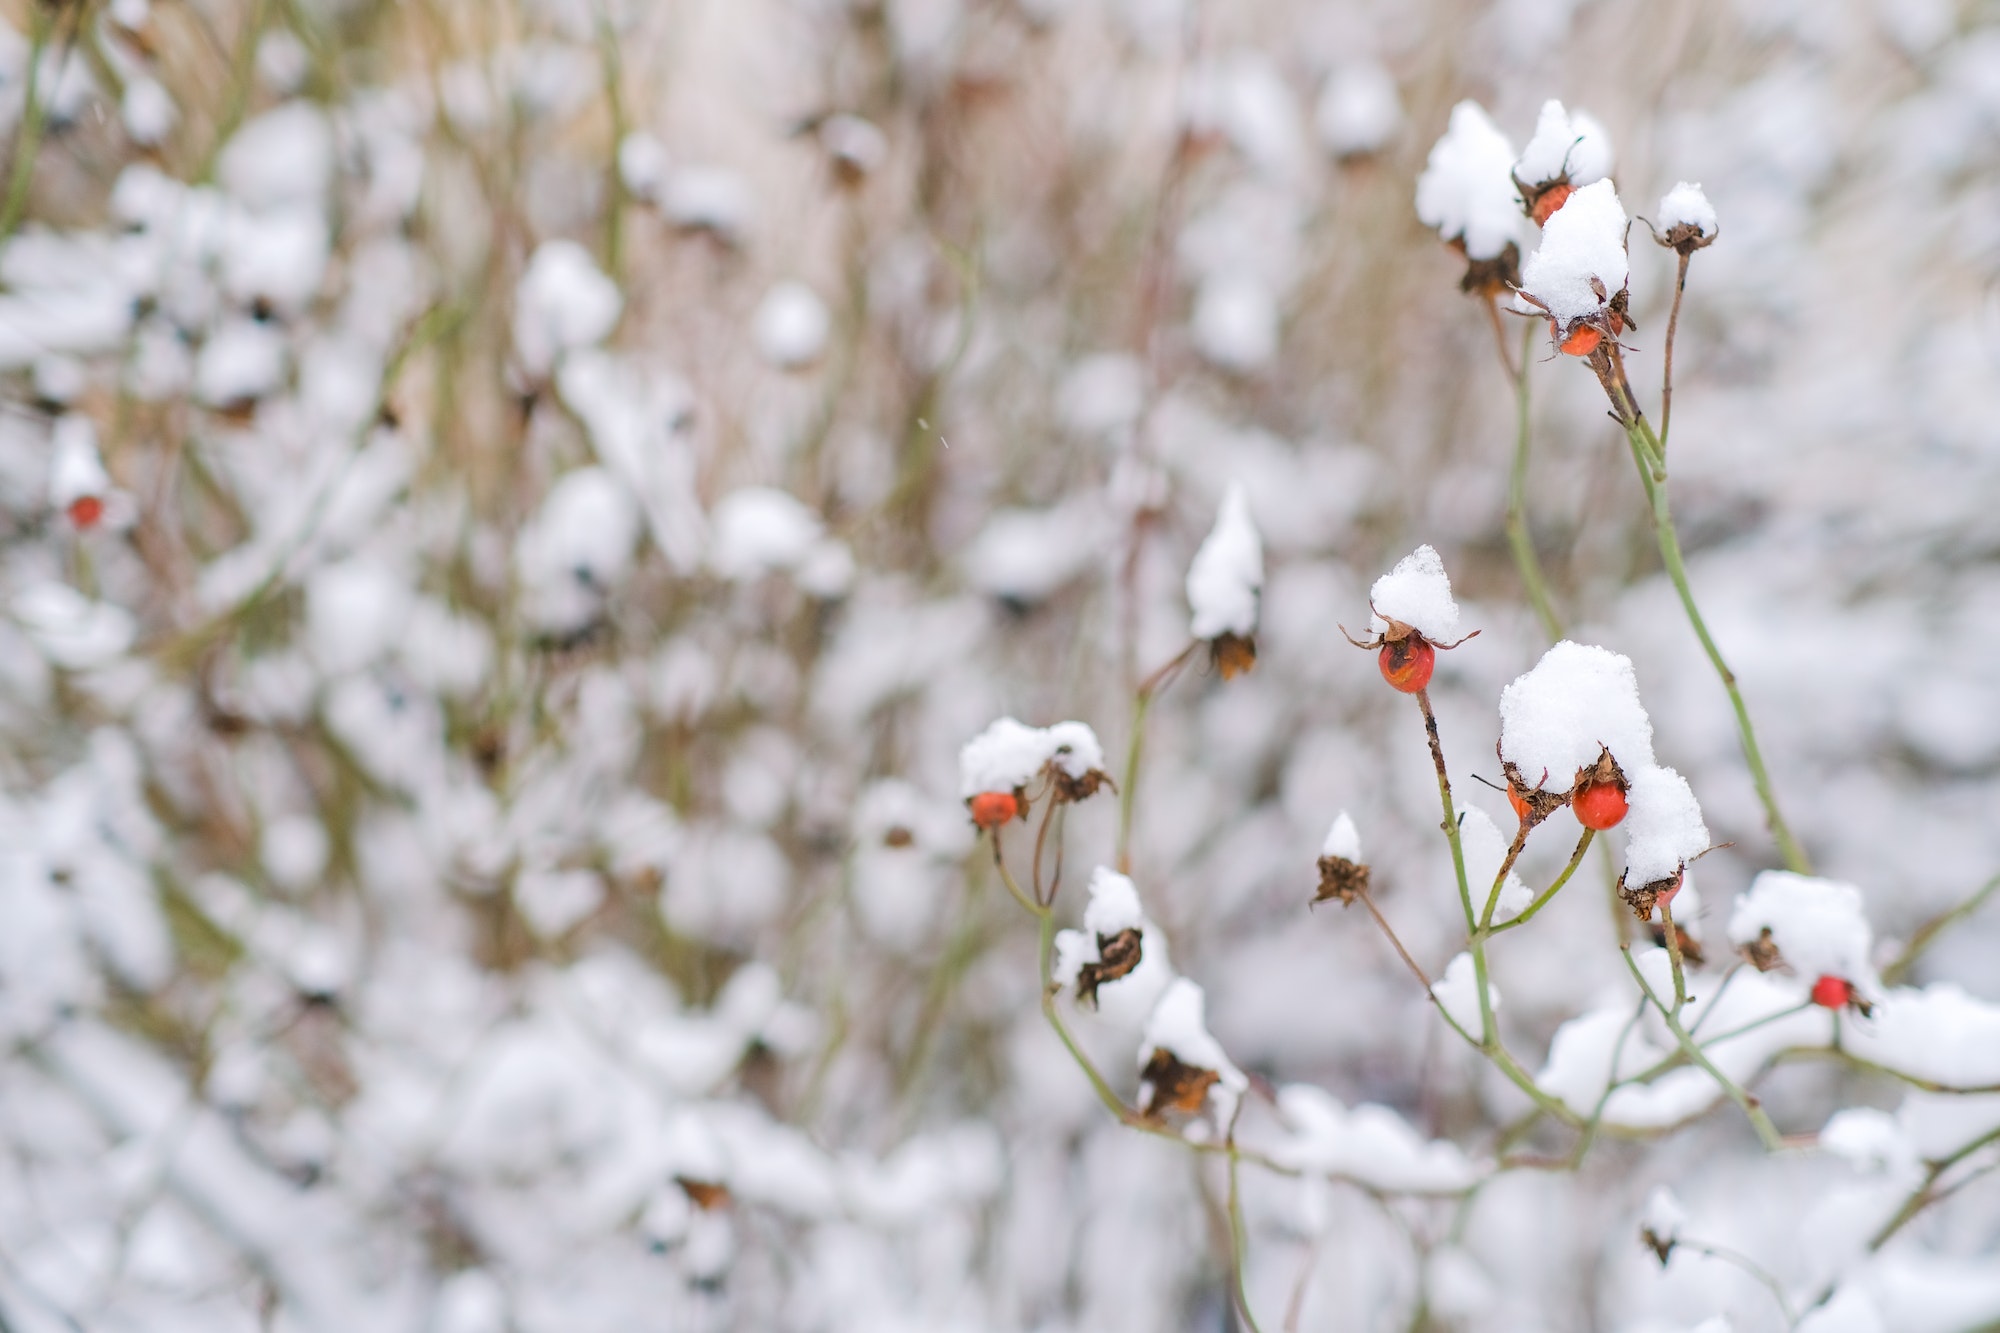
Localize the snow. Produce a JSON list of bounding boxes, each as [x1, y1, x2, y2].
[[1191, 271, 1278, 370], [1640, 1185, 1688, 1248], [1139, 978, 1247, 1118], [1321, 810, 1361, 861], [512, 240, 622, 377], [819, 114, 888, 176], [47, 415, 108, 510], [709, 487, 824, 580], [1415, 100, 1523, 261], [1265, 1084, 1478, 1192], [1658, 181, 1718, 236], [1186, 481, 1263, 639], [1726, 871, 1877, 989], [753, 281, 831, 368], [1043, 720, 1106, 780], [14, 584, 135, 669], [1620, 766, 1709, 890], [959, 717, 1065, 796], [514, 467, 641, 635], [1315, 62, 1401, 158], [1367, 543, 1461, 640], [964, 497, 1113, 603], [1082, 866, 1144, 936], [122, 78, 176, 146], [216, 103, 333, 210], [1535, 1004, 1665, 1113], [1517, 178, 1629, 327], [1461, 805, 1530, 919], [194, 319, 287, 406], [1513, 100, 1614, 189], [1499, 641, 1656, 789], [1431, 952, 1497, 1034]]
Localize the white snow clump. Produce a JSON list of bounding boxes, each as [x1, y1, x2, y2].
[[1415, 100, 1523, 261], [1620, 766, 1709, 891], [1513, 99, 1613, 190], [1517, 178, 1629, 328], [1499, 640, 1656, 789], [1321, 810, 1361, 862], [513, 240, 622, 377], [1368, 543, 1461, 641], [753, 281, 831, 369], [1727, 871, 1878, 989], [1186, 481, 1264, 640], [1658, 181, 1718, 237], [957, 717, 1105, 798]]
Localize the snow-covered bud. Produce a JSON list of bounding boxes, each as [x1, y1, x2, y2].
[[1639, 1185, 1686, 1264], [1137, 979, 1246, 1131], [1343, 544, 1475, 693], [1511, 100, 1614, 227], [1185, 481, 1263, 679], [49, 415, 111, 529], [1516, 179, 1631, 357], [1312, 811, 1369, 906], [1415, 101, 1525, 297], [1651, 181, 1719, 255]]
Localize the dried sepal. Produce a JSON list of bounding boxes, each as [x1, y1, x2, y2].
[[1137, 1048, 1221, 1120], [1050, 764, 1115, 805], [1740, 926, 1783, 973], [1455, 238, 1522, 298], [1640, 1222, 1675, 1265], [1210, 631, 1257, 680], [676, 1177, 732, 1211], [1312, 855, 1370, 907], [1500, 756, 1568, 828], [1075, 928, 1142, 1008]]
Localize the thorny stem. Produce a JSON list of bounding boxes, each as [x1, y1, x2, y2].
[[1660, 252, 1691, 451], [1621, 945, 1784, 1150], [1660, 901, 1690, 1014], [1883, 870, 2000, 986], [1502, 317, 1564, 641], [1621, 422, 1811, 874], [1489, 831, 1593, 934]]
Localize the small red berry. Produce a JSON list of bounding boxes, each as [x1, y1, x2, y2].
[[1378, 637, 1435, 693], [67, 495, 104, 529], [1507, 785, 1532, 823], [968, 790, 1018, 830], [1530, 182, 1574, 227], [1811, 975, 1854, 1010], [1557, 324, 1603, 357], [1572, 781, 1628, 831]]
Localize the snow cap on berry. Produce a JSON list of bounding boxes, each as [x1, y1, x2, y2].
[[1368, 544, 1461, 642], [958, 717, 1107, 799], [958, 718, 1049, 797], [1513, 100, 1613, 195], [1186, 482, 1264, 641], [49, 415, 110, 513], [1415, 101, 1524, 262], [1499, 641, 1655, 790], [1517, 179, 1629, 329], [1620, 766, 1709, 895], [1054, 867, 1175, 1020], [1726, 871, 1878, 995]]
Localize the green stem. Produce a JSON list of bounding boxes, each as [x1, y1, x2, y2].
[[1621, 945, 1783, 1149], [1623, 421, 1810, 874], [0, 3, 55, 242], [1489, 830, 1594, 934], [1661, 900, 1689, 1015], [1116, 641, 1195, 874], [1477, 823, 1531, 932], [1504, 318, 1563, 641], [1227, 1133, 1266, 1333], [594, 8, 629, 280]]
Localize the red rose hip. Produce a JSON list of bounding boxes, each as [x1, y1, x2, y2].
[[968, 790, 1019, 830], [1811, 975, 1854, 1010], [1572, 781, 1628, 831], [67, 495, 104, 529], [1378, 638, 1435, 693]]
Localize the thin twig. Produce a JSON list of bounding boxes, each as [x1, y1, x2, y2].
[[1659, 252, 1691, 451], [1116, 640, 1198, 872], [1883, 870, 2000, 985], [1489, 830, 1594, 934], [1621, 945, 1784, 1149], [1501, 317, 1563, 640]]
